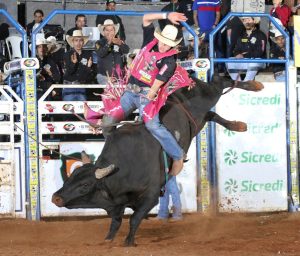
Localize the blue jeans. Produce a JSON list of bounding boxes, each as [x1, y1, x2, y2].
[[158, 176, 182, 219], [63, 93, 87, 101], [97, 74, 108, 85], [120, 90, 184, 160]]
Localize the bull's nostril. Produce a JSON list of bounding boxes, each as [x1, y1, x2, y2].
[[52, 195, 64, 207]]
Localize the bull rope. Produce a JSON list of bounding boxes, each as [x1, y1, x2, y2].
[[14, 124, 83, 162], [169, 95, 200, 137], [71, 110, 142, 129]]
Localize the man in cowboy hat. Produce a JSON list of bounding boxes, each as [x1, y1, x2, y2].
[[46, 36, 64, 84], [32, 38, 60, 99], [96, 19, 129, 85], [226, 16, 267, 81], [102, 12, 188, 176], [63, 30, 93, 101], [95, 0, 126, 41]]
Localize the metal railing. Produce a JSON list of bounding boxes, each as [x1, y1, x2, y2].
[[208, 12, 292, 211]]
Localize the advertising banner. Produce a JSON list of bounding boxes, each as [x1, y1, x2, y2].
[[40, 141, 197, 217], [294, 16, 300, 67], [39, 101, 103, 115], [216, 82, 287, 212]]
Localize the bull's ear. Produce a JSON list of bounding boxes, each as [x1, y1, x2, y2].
[[95, 164, 115, 179]]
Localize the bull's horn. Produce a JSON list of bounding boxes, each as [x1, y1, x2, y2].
[[95, 164, 115, 179]]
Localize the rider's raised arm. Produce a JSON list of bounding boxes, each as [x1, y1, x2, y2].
[[142, 12, 187, 27]]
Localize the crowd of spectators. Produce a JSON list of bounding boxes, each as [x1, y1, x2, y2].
[[0, 0, 299, 98]]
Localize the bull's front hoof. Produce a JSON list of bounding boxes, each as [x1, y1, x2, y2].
[[124, 237, 137, 247], [104, 238, 113, 243], [227, 121, 247, 132], [245, 81, 264, 92]]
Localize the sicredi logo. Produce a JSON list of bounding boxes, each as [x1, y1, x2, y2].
[[224, 179, 283, 194], [224, 150, 279, 165], [239, 94, 281, 106], [224, 123, 281, 136]]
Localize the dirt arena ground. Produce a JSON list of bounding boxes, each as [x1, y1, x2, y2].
[[0, 212, 300, 256]]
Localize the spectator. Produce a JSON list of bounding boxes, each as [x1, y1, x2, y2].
[[96, 19, 129, 84], [226, 17, 267, 81], [31, 38, 60, 99], [0, 23, 9, 40], [270, 0, 298, 29], [215, 0, 231, 75], [63, 30, 93, 101], [226, 16, 245, 58], [178, 29, 206, 60], [96, 0, 126, 41], [270, 30, 287, 82], [26, 9, 44, 37], [46, 36, 64, 83], [178, 0, 195, 46], [157, 176, 182, 221], [192, 0, 221, 42], [159, 0, 180, 30], [66, 14, 87, 36]]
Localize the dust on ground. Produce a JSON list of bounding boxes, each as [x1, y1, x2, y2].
[[0, 212, 300, 256]]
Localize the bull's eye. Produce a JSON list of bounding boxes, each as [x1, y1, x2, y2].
[[83, 183, 89, 187]]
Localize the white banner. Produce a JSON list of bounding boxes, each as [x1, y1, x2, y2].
[[39, 101, 103, 115], [40, 141, 197, 217], [40, 121, 96, 134], [216, 82, 287, 212]]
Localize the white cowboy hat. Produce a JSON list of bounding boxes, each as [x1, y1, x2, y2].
[[98, 19, 120, 36], [66, 30, 89, 48], [29, 37, 49, 51], [46, 36, 62, 53], [154, 25, 182, 47]]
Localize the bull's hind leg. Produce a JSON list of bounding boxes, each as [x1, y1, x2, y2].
[[235, 80, 264, 91], [205, 111, 247, 132], [125, 196, 159, 246], [105, 206, 125, 241], [212, 74, 264, 92]]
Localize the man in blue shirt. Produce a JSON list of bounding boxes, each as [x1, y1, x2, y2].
[[192, 0, 221, 41]]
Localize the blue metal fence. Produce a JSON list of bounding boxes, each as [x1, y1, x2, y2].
[[0, 9, 31, 219], [208, 12, 292, 211]]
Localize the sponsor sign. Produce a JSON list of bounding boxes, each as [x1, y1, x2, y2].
[[216, 83, 287, 212], [294, 16, 300, 67], [40, 101, 103, 114], [25, 69, 40, 220], [4, 58, 39, 75], [41, 122, 94, 134]]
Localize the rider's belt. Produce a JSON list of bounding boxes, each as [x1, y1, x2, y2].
[[126, 83, 150, 93]]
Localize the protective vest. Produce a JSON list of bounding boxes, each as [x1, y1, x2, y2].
[[130, 38, 177, 86]]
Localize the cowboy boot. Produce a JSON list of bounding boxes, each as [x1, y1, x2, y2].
[[83, 102, 104, 125]]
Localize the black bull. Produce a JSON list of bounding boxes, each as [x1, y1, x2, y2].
[[52, 75, 263, 246]]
